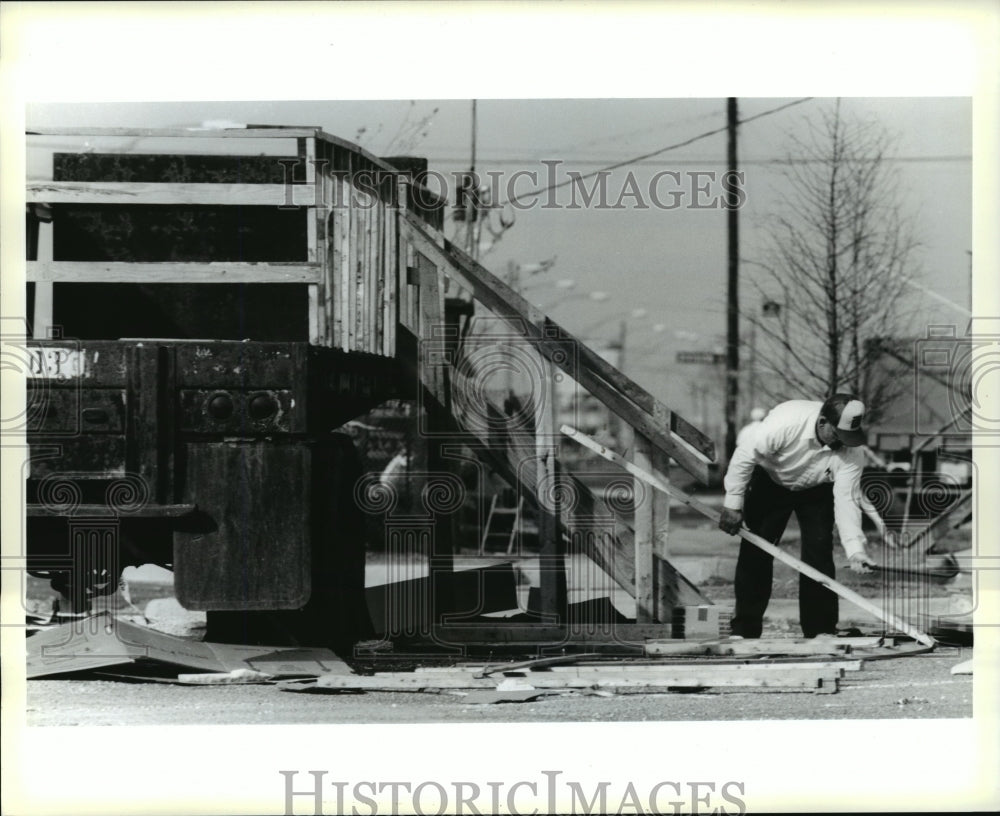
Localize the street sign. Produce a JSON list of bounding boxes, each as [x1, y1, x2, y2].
[[676, 351, 726, 364]]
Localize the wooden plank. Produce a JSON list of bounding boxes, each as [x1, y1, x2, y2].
[[27, 181, 317, 206], [28, 126, 322, 139], [545, 661, 861, 675], [304, 136, 324, 346], [562, 424, 938, 648], [330, 182, 343, 347], [400, 216, 715, 482], [347, 157, 358, 351], [537, 358, 568, 620], [32, 220, 54, 339], [434, 623, 669, 643], [651, 447, 676, 622], [27, 261, 321, 284], [394, 178, 408, 353], [341, 161, 353, 350], [633, 432, 655, 623], [365, 196, 375, 353], [311, 665, 842, 691], [646, 637, 886, 657], [376, 203, 386, 355]]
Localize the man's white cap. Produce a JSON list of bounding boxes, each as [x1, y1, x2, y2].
[[833, 399, 867, 447]]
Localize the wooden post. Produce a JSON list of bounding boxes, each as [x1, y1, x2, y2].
[[415, 250, 455, 626], [302, 137, 323, 345], [632, 432, 655, 622], [536, 357, 567, 620], [32, 220, 54, 339], [650, 447, 675, 623]]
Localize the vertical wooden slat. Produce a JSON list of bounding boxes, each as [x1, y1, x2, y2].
[[303, 137, 323, 345], [354, 183, 365, 352], [382, 199, 391, 357], [537, 357, 567, 620], [340, 154, 352, 351], [375, 202, 385, 355], [386, 201, 395, 357], [32, 221, 54, 339], [632, 431, 655, 623], [370, 197, 379, 353], [365, 193, 375, 353], [329, 181, 342, 347], [651, 448, 675, 623], [348, 156, 359, 352], [395, 183, 407, 353], [393, 179, 407, 356]]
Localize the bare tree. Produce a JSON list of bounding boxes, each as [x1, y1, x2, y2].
[[746, 100, 920, 422]]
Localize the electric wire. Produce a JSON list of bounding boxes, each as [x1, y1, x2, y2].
[[497, 97, 816, 207]]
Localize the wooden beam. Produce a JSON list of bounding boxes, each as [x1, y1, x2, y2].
[[400, 215, 716, 482], [303, 136, 324, 346], [310, 664, 845, 692], [562, 424, 938, 648], [32, 221, 53, 340], [27, 181, 317, 207], [632, 432, 655, 623], [536, 358, 568, 621], [26, 261, 322, 284], [646, 637, 885, 657], [28, 127, 323, 139]]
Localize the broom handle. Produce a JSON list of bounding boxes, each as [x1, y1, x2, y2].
[[560, 425, 936, 647]]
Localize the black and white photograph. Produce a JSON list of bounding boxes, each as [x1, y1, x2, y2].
[[2, 3, 998, 816]]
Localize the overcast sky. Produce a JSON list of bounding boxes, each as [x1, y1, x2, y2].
[[26, 97, 972, 425]]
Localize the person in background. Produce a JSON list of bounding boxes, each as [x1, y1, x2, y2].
[[718, 394, 883, 638]]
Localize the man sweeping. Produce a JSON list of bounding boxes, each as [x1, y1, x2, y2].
[[718, 394, 883, 638]]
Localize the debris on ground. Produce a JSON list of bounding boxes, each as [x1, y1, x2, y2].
[[950, 659, 973, 675], [26, 612, 350, 679], [26, 610, 947, 701]]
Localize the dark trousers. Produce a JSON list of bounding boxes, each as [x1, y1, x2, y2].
[[730, 467, 839, 638]]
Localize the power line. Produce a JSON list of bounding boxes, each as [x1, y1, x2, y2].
[[423, 154, 971, 167], [497, 97, 815, 207]]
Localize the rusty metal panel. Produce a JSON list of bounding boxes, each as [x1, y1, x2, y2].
[[174, 342, 304, 388], [174, 441, 311, 610], [28, 436, 126, 479], [28, 388, 125, 434], [178, 388, 300, 435]]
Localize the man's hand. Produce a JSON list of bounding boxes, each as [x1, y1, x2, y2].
[[848, 552, 876, 574], [718, 507, 744, 536]]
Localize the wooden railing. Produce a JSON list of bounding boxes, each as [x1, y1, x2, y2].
[[397, 208, 720, 621], [25, 127, 445, 354]]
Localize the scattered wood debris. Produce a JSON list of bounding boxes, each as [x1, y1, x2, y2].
[[645, 635, 891, 658], [280, 657, 862, 695], [26, 612, 351, 679]]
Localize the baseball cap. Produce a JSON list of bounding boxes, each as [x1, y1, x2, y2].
[[833, 399, 867, 447]]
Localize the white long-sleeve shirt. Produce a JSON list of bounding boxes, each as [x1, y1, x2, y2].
[[723, 400, 869, 558]]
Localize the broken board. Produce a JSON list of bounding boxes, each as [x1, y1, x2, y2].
[[26, 613, 350, 679]]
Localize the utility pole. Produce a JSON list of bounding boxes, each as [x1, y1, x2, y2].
[[467, 99, 478, 259], [724, 97, 740, 461]]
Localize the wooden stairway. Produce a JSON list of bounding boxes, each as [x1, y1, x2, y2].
[[397, 215, 718, 622]]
